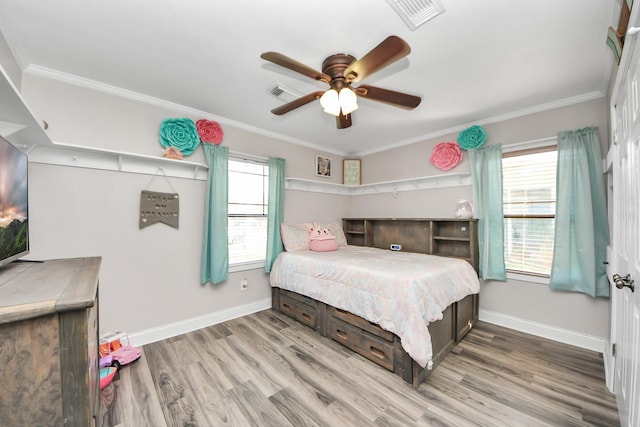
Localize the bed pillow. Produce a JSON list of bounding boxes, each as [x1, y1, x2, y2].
[[310, 239, 339, 252], [317, 220, 348, 246], [280, 223, 312, 251], [309, 224, 338, 252]]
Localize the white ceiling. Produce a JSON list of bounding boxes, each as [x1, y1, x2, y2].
[[0, 0, 616, 156]]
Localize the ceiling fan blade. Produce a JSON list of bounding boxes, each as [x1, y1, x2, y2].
[[343, 36, 411, 83], [355, 85, 421, 109], [261, 52, 331, 83], [270, 91, 324, 115], [336, 112, 352, 129]]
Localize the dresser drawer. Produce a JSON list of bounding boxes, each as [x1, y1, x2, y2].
[[327, 316, 395, 371]]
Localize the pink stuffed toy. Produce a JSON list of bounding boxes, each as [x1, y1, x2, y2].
[[309, 225, 338, 252]]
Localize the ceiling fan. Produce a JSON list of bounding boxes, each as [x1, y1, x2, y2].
[[261, 35, 421, 129]]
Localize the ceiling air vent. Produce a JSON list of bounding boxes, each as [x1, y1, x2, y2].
[[386, 0, 445, 30], [269, 83, 304, 102]]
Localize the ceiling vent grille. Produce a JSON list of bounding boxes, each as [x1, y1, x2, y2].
[[386, 0, 445, 30], [270, 83, 304, 101]]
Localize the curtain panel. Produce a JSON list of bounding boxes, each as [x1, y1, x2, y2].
[[550, 127, 610, 297], [469, 144, 507, 281], [200, 144, 229, 284], [265, 157, 285, 273]]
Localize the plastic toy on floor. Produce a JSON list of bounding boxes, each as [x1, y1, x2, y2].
[[99, 366, 118, 390], [99, 331, 141, 369]]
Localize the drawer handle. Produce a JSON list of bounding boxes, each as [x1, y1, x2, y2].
[[369, 346, 386, 360], [336, 329, 348, 340], [282, 303, 291, 312], [302, 313, 312, 321]]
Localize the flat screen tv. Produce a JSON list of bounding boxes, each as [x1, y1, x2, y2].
[[0, 135, 29, 267]]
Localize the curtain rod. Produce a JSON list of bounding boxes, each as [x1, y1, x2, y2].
[[502, 136, 556, 153], [229, 150, 269, 163]]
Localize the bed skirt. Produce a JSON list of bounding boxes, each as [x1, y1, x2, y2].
[[271, 287, 479, 387]]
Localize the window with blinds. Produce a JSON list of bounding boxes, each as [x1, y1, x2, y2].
[[228, 158, 269, 266], [502, 147, 557, 276]]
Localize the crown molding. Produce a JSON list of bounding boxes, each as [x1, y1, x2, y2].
[[24, 65, 607, 159], [23, 65, 348, 156], [355, 91, 606, 156]]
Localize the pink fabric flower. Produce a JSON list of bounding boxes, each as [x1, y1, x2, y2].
[[196, 119, 224, 145], [430, 142, 462, 171]]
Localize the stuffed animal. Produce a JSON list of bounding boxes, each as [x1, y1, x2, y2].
[[309, 224, 338, 252]]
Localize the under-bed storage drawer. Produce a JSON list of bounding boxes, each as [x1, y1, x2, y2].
[[327, 306, 394, 342], [278, 293, 320, 330], [327, 316, 395, 371], [455, 293, 478, 341]]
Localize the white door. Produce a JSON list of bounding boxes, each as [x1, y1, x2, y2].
[[610, 24, 640, 427]]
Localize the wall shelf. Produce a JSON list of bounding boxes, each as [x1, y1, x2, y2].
[[2, 65, 471, 187], [25, 142, 209, 180], [0, 66, 52, 147], [285, 173, 471, 196]]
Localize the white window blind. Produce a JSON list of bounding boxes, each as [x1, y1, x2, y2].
[[502, 148, 557, 276], [228, 158, 268, 266]]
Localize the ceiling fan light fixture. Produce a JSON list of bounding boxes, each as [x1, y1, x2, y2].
[[320, 88, 340, 116], [339, 88, 358, 115]]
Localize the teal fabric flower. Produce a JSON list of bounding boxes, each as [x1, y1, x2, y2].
[[457, 125, 487, 151], [159, 118, 200, 156]]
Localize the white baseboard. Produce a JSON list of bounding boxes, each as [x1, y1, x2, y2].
[[479, 309, 606, 353], [127, 298, 272, 347]]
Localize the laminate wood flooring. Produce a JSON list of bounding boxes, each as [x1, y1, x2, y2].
[[99, 310, 620, 426]]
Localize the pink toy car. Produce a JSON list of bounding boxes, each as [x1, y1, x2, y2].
[[99, 331, 141, 369]]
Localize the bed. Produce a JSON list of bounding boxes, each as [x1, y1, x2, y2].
[[269, 218, 480, 386]]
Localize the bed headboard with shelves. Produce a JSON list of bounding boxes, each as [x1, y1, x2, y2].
[[342, 218, 478, 272]]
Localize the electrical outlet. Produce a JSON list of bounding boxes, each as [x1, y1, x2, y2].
[[240, 278, 248, 291]]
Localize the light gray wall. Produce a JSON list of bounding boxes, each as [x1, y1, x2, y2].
[[9, 61, 612, 342], [352, 97, 611, 339], [20, 73, 349, 336]]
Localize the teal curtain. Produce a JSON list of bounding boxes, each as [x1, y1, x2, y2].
[[469, 144, 507, 280], [201, 144, 229, 284], [550, 127, 609, 297], [264, 157, 286, 273]]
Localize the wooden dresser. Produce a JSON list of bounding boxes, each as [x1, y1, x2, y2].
[[0, 257, 102, 427]]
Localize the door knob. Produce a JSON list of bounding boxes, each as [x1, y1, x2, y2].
[[612, 273, 635, 292]]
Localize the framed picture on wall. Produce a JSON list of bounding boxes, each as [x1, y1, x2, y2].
[[343, 159, 361, 185], [316, 155, 332, 177]]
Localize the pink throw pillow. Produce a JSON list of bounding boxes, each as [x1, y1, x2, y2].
[[310, 239, 338, 252]]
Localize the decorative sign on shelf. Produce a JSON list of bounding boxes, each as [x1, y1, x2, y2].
[[343, 159, 361, 185], [139, 190, 179, 229]]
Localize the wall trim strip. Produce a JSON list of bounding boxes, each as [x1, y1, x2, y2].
[[479, 308, 606, 353]]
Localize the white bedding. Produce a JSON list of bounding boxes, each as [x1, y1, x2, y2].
[[269, 245, 480, 368]]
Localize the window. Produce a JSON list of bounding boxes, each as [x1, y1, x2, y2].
[[228, 157, 268, 267], [502, 147, 557, 276]]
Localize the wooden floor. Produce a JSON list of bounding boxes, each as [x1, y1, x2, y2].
[[99, 310, 620, 427]]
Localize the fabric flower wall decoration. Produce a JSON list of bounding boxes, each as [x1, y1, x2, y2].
[[430, 142, 463, 171], [196, 119, 224, 145], [159, 118, 200, 156], [457, 125, 487, 150]]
